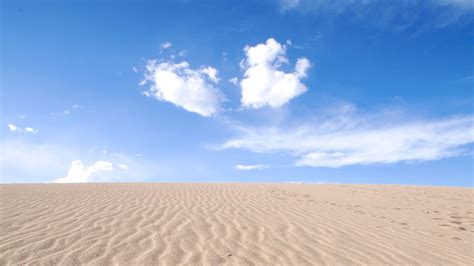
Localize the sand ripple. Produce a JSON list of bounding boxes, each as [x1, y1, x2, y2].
[[1, 183, 473, 265]]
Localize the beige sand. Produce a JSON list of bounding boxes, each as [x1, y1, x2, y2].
[[0, 183, 473, 265]]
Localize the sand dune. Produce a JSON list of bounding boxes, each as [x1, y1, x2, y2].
[[0, 183, 473, 265]]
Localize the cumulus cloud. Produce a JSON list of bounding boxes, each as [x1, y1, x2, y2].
[[54, 160, 114, 183], [240, 38, 310, 109], [141, 60, 225, 117], [199, 66, 219, 83], [7, 124, 18, 132], [7, 124, 38, 133], [219, 106, 474, 167], [235, 164, 269, 170]]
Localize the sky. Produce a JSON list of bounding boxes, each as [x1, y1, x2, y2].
[[1, 0, 473, 186]]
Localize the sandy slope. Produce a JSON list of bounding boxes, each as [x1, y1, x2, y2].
[[0, 183, 473, 265]]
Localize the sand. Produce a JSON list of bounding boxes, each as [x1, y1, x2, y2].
[[0, 183, 473, 265]]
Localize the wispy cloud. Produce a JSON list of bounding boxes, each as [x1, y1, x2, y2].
[[279, 0, 301, 11], [218, 104, 474, 167], [50, 104, 80, 116], [437, 0, 474, 10], [160, 41, 173, 52], [141, 60, 225, 117], [277, 0, 474, 28], [7, 124, 39, 133], [235, 164, 269, 170], [228, 77, 239, 86], [24, 127, 39, 134], [279, 0, 474, 12], [118, 163, 129, 170], [456, 74, 474, 82], [240, 38, 310, 108]]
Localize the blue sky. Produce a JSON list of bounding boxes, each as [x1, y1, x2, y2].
[[1, 0, 473, 186]]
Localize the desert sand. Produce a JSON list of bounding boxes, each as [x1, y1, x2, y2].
[[0, 183, 473, 265]]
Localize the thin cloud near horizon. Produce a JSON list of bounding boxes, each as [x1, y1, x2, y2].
[[218, 106, 474, 168]]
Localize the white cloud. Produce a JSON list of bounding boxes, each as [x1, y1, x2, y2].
[[280, 0, 300, 10], [280, 0, 474, 11], [7, 124, 18, 132], [277, 0, 473, 27], [219, 106, 474, 167], [118, 163, 129, 170], [160, 41, 172, 51], [229, 77, 239, 86], [54, 160, 114, 183], [432, 0, 473, 10], [141, 60, 225, 117], [51, 105, 80, 116], [7, 124, 38, 133], [235, 164, 269, 170], [199, 66, 219, 83], [295, 58, 311, 77], [240, 38, 310, 109], [24, 127, 39, 133]]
